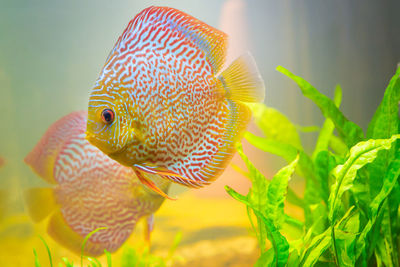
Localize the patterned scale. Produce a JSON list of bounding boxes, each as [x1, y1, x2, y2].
[[25, 111, 169, 255], [87, 6, 265, 196]]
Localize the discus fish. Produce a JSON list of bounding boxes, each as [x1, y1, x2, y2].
[[86, 6, 265, 198], [24, 111, 169, 256]]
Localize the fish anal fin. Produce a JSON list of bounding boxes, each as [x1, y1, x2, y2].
[[24, 188, 57, 222], [218, 52, 265, 103], [47, 210, 105, 257]]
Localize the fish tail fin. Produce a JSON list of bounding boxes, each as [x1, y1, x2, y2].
[[218, 52, 265, 103], [23, 188, 57, 222]]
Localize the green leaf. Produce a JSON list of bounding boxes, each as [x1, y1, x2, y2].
[[225, 180, 251, 201], [284, 214, 304, 230], [374, 232, 394, 267], [244, 132, 298, 163], [235, 144, 269, 251], [367, 66, 400, 198], [334, 211, 360, 267], [367, 65, 400, 139], [85, 256, 102, 267], [350, 168, 371, 219], [38, 236, 53, 267], [356, 149, 400, 260], [236, 144, 269, 210], [286, 248, 300, 267], [329, 135, 349, 157], [313, 151, 337, 205], [308, 204, 329, 237], [255, 249, 274, 267], [104, 250, 112, 267], [296, 125, 320, 133], [277, 66, 364, 147], [167, 232, 182, 260], [225, 185, 267, 251], [300, 228, 332, 267], [301, 204, 328, 246], [227, 155, 298, 267], [245, 132, 315, 181], [228, 67, 400, 266], [248, 103, 303, 150], [232, 161, 304, 209], [245, 106, 318, 210], [225, 185, 290, 266], [313, 84, 342, 159], [302, 150, 325, 228], [245, 132, 319, 228], [254, 210, 290, 267], [379, 205, 396, 266], [33, 249, 41, 267], [245, 103, 315, 181], [61, 257, 74, 267], [286, 188, 305, 209], [121, 247, 138, 267], [81, 227, 107, 267], [328, 135, 400, 223], [265, 154, 299, 228], [306, 208, 356, 267], [387, 184, 400, 266]]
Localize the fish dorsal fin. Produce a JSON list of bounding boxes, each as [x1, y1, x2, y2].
[[24, 111, 87, 184], [119, 6, 227, 73]]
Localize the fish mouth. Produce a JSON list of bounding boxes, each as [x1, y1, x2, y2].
[[85, 132, 129, 161], [85, 131, 126, 156]]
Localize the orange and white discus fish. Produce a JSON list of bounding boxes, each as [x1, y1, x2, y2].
[[25, 111, 169, 256], [86, 6, 265, 198]]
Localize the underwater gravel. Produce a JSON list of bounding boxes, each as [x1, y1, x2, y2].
[[174, 236, 258, 267]]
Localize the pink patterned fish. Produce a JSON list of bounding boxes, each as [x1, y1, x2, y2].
[[86, 6, 265, 198], [24, 111, 169, 256]]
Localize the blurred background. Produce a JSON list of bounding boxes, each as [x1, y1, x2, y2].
[[0, 0, 399, 265]]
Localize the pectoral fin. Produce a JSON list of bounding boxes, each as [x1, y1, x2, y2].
[[134, 164, 207, 188], [134, 168, 177, 200]]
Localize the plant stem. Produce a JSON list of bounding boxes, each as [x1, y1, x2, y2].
[[331, 227, 340, 266]]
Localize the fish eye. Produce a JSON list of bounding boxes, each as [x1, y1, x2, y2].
[[101, 109, 115, 124]]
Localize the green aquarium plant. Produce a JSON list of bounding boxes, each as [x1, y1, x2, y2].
[[226, 65, 400, 266], [33, 229, 182, 267]]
